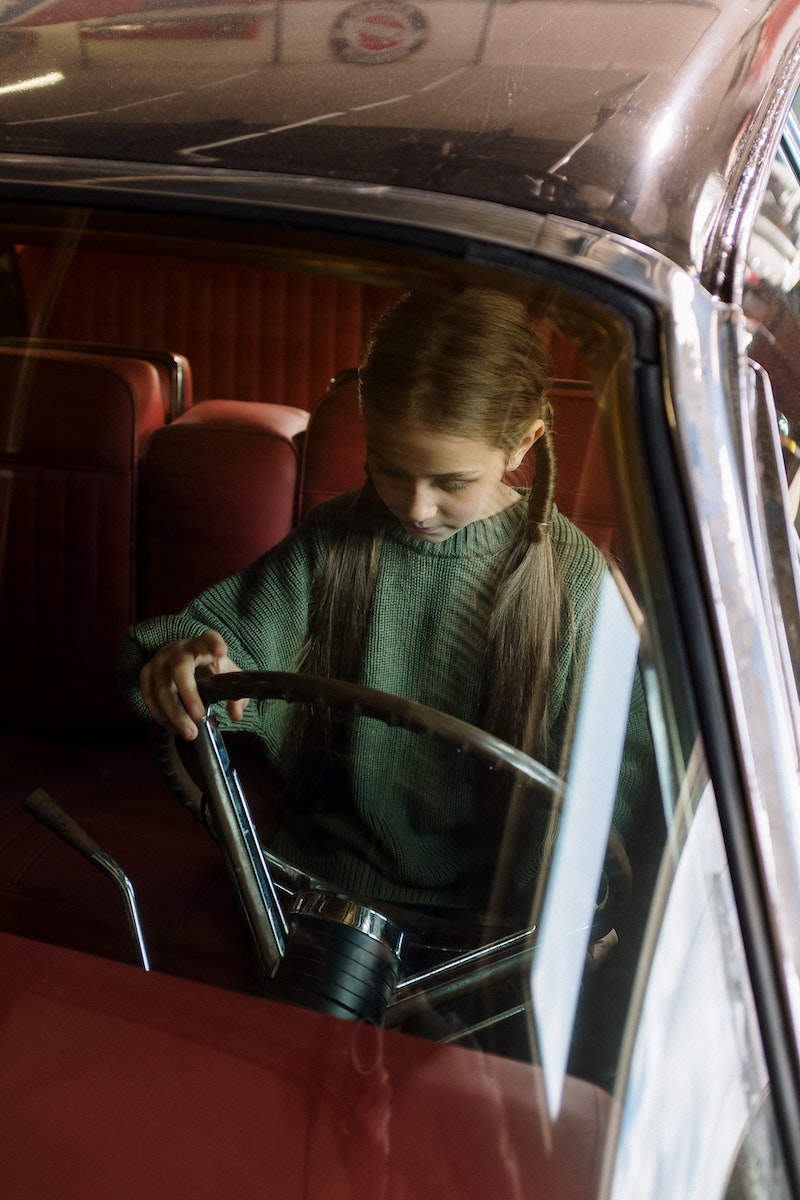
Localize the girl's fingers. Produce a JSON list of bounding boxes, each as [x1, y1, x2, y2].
[[227, 697, 251, 723], [140, 631, 241, 739]]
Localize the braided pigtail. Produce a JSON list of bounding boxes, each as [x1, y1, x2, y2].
[[528, 402, 556, 542], [485, 410, 568, 761]]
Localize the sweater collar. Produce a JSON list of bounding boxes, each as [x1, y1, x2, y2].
[[386, 491, 529, 557]]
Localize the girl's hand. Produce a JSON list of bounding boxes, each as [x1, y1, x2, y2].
[[139, 629, 248, 740]]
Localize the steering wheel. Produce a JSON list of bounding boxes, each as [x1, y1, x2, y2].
[[153, 671, 631, 1028], [154, 669, 631, 915]]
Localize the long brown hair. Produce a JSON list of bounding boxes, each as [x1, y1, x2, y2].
[[295, 288, 567, 762]]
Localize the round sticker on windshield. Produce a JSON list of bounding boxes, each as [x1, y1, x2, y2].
[[331, 1, 429, 65]]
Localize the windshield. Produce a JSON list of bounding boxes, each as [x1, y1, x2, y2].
[[0, 201, 780, 1197]]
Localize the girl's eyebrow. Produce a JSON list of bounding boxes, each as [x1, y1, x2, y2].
[[367, 450, 482, 480]]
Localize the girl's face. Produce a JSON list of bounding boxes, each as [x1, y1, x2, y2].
[[364, 412, 543, 542]]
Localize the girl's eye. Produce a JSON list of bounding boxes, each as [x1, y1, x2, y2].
[[439, 479, 468, 493]]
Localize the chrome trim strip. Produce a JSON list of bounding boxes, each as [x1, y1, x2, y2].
[[194, 713, 287, 975], [664, 275, 800, 1068], [0, 154, 692, 307]]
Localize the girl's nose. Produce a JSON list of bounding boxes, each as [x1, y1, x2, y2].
[[407, 484, 437, 522]]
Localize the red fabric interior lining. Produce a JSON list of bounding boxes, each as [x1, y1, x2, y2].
[[14, 246, 590, 412], [17, 246, 372, 410]]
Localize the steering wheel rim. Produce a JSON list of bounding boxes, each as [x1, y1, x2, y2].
[[205, 670, 562, 783], [154, 669, 562, 822]]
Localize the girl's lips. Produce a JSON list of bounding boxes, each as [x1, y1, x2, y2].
[[407, 524, 448, 540]]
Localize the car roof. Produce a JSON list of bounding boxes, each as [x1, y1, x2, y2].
[[0, 0, 799, 289]]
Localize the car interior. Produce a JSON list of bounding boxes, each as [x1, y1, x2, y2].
[[0, 203, 660, 1089]]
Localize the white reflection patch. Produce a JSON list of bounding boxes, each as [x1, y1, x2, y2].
[[530, 570, 639, 1117], [0, 71, 63, 97]]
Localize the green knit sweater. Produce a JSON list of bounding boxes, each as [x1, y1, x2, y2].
[[119, 493, 651, 909]]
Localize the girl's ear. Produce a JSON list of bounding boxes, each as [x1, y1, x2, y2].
[[506, 419, 545, 471]]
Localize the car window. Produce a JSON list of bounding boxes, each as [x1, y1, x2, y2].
[[0, 201, 784, 1197], [744, 92, 800, 449]]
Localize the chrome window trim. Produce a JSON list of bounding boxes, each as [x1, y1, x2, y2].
[[0, 154, 694, 313], [654, 279, 800, 1172], [741, 361, 800, 750], [633, 348, 800, 1199], [782, 106, 800, 180]]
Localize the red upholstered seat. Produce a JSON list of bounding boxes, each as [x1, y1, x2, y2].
[[0, 347, 165, 728], [138, 399, 309, 617], [0, 337, 192, 421], [550, 380, 616, 553]]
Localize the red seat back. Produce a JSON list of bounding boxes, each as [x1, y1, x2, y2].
[[297, 373, 365, 521], [549, 380, 616, 552], [0, 336, 192, 421], [138, 399, 309, 617], [0, 347, 165, 727]]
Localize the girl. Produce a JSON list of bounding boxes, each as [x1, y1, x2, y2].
[[119, 288, 650, 915]]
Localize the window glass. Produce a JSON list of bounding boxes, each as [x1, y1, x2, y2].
[[744, 140, 800, 438]]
